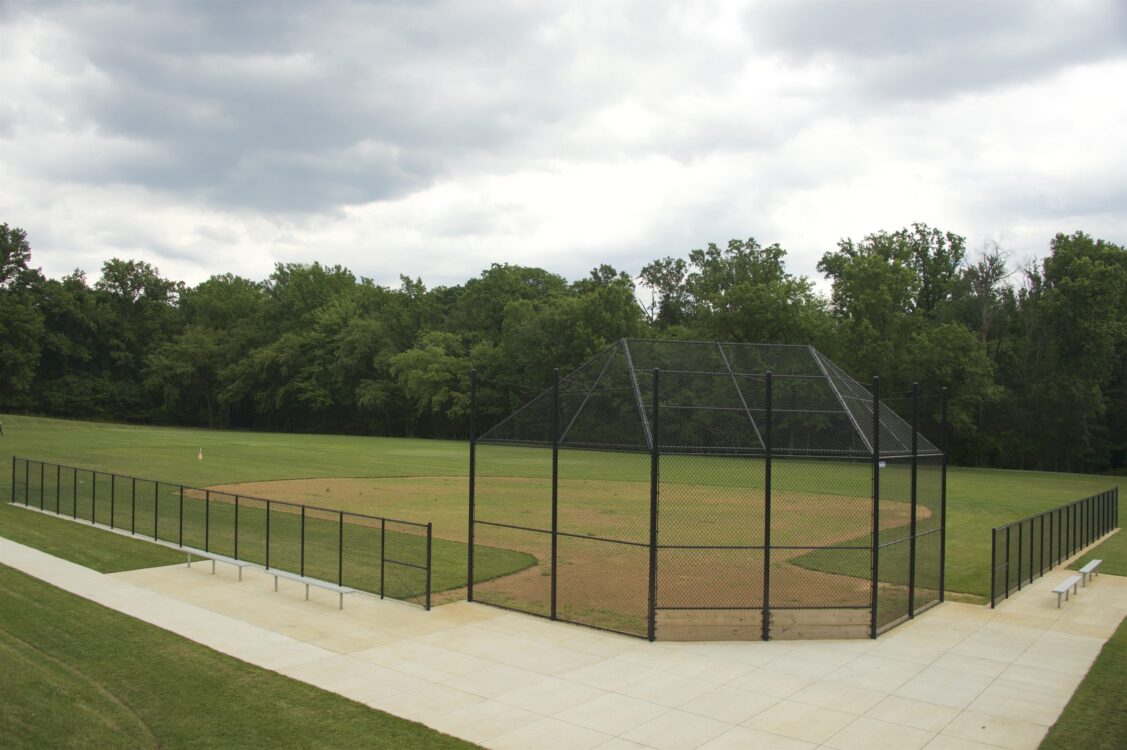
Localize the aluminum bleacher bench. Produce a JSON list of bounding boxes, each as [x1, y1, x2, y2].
[[1079, 559, 1102, 586], [267, 568, 357, 610], [182, 547, 254, 581], [1052, 574, 1083, 608]]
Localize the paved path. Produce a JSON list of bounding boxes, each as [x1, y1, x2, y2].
[[2, 536, 1124, 750]]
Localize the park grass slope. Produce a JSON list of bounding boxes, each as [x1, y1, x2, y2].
[[0, 563, 477, 750]]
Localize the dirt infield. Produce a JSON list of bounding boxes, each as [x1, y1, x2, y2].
[[209, 476, 930, 630]]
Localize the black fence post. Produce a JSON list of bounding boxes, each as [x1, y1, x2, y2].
[[234, 495, 240, 560], [153, 482, 159, 540], [1009, 521, 1018, 595], [939, 387, 948, 601], [131, 477, 136, 534], [205, 490, 210, 552], [91, 471, 96, 523], [1039, 515, 1044, 577], [1017, 521, 1023, 590], [8, 456, 13, 504], [425, 522, 433, 611], [300, 505, 306, 578], [266, 500, 271, 569], [467, 368, 477, 599], [178, 486, 184, 547], [908, 383, 918, 618], [338, 511, 344, 586], [870, 376, 880, 638], [24, 460, 30, 506], [380, 518, 386, 599], [1049, 509, 1055, 567], [56, 464, 61, 513], [110, 474, 115, 528], [990, 529, 997, 607], [72, 467, 77, 519], [762, 371, 773, 641], [647, 368, 660, 642], [551, 368, 560, 621], [39, 461, 44, 510]]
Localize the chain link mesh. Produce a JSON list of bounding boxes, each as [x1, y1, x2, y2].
[[472, 339, 948, 640]]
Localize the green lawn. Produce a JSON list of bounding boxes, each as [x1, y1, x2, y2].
[[1071, 528, 1127, 576], [0, 563, 477, 749]]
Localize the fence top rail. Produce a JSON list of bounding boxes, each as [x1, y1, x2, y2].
[[991, 487, 1119, 533], [11, 456, 430, 530]]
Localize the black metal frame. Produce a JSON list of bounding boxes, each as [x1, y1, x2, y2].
[[467, 347, 949, 641], [990, 487, 1119, 607], [9, 456, 434, 610]]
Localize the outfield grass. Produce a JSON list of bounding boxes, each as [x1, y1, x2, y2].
[[0, 563, 477, 749], [0, 413, 1118, 603]]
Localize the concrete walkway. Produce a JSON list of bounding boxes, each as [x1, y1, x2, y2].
[[2, 537, 1125, 750]]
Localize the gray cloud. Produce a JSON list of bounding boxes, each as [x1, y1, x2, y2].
[[746, 0, 1127, 100]]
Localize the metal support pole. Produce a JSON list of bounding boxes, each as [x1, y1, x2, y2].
[[1017, 521, 1023, 590], [939, 387, 948, 601], [338, 511, 344, 586], [91, 471, 96, 523], [870, 376, 881, 637], [300, 505, 306, 577], [647, 368, 661, 642], [205, 490, 210, 552], [72, 467, 77, 519], [467, 368, 477, 599], [56, 464, 61, 513], [380, 518, 386, 599], [266, 501, 271, 569], [990, 529, 997, 607], [110, 474, 115, 528], [550, 368, 560, 621], [235, 495, 240, 559], [908, 383, 918, 617], [762, 372, 773, 641], [1004, 525, 1011, 598], [39, 461, 44, 510], [178, 486, 184, 547], [9, 456, 13, 504], [131, 477, 136, 534], [1040, 515, 1045, 576], [154, 483, 159, 540], [426, 523, 433, 611]]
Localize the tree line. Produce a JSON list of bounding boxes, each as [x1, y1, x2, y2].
[[1, 222, 1124, 473]]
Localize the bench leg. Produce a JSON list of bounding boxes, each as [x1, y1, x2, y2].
[[1057, 591, 1063, 608], [186, 553, 192, 569], [211, 560, 216, 575], [238, 567, 243, 582], [305, 583, 309, 601], [273, 576, 278, 592], [339, 592, 343, 610]]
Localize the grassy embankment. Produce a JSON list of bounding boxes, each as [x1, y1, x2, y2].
[[0, 563, 477, 749]]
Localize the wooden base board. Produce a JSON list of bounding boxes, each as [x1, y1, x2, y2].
[[655, 607, 870, 641]]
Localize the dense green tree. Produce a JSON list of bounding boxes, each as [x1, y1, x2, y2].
[[0, 224, 44, 409]]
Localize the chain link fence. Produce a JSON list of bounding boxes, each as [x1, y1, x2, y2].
[[469, 339, 947, 640], [10, 457, 433, 609], [990, 488, 1119, 607]]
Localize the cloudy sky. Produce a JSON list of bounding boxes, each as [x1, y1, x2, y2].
[[2, 0, 1125, 290]]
